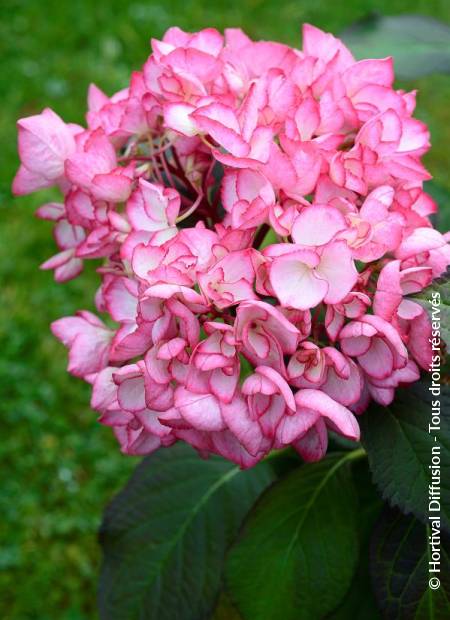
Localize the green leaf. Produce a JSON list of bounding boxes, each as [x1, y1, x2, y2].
[[259, 227, 278, 249], [98, 443, 274, 620], [328, 460, 383, 619], [371, 506, 450, 618], [341, 14, 450, 80], [413, 269, 450, 349], [226, 451, 362, 620], [361, 381, 450, 534]]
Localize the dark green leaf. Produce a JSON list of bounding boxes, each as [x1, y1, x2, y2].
[[361, 381, 450, 533], [371, 506, 450, 619], [212, 592, 243, 620], [327, 429, 360, 452], [341, 14, 450, 80], [262, 447, 303, 478], [226, 451, 362, 620], [98, 444, 274, 620], [328, 460, 383, 619]]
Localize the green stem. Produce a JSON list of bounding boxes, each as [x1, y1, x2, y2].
[[345, 446, 367, 461]]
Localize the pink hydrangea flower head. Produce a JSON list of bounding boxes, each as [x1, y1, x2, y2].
[[14, 23, 449, 467]]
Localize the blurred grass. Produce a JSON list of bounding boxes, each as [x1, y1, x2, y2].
[[0, 0, 449, 617]]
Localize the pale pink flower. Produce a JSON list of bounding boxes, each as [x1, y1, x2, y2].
[[191, 86, 272, 167], [340, 314, 408, 380], [222, 169, 275, 229], [267, 241, 358, 310], [242, 366, 296, 440], [277, 389, 360, 453], [198, 249, 257, 308], [324, 291, 371, 341], [342, 186, 405, 261], [13, 108, 80, 195], [366, 360, 420, 406], [66, 129, 133, 202], [51, 311, 113, 378], [87, 80, 151, 142], [15, 22, 450, 465], [40, 219, 85, 282], [373, 259, 434, 369], [235, 300, 300, 372], [127, 179, 180, 240], [92, 366, 175, 456]]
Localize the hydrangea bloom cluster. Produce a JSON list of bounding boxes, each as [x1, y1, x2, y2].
[[14, 25, 450, 467]]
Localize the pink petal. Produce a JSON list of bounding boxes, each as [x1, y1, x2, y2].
[[12, 165, 51, 195], [276, 408, 319, 445], [293, 419, 328, 462], [221, 396, 265, 456], [357, 337, 394, 380], [164, 103, 198, 136], [117, 375, 146, 411], [270, 250, 326, 310], [295, 389, 360, 441], [175, 387, 225, 431], [291, 206, 347, 246], [316, 241, 358, 304]]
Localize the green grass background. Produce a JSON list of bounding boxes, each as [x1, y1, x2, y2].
[[1, 0, 449, 617]]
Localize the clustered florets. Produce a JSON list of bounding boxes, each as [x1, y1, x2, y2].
[[14, 24, 450, 467]]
